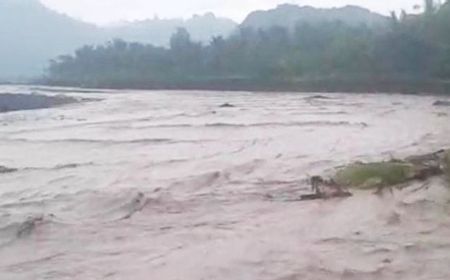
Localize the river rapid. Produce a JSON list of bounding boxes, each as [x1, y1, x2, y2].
[[0, 85, 450, 280]]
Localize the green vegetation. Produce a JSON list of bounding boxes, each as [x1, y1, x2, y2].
[[44, 1, 450, 92], [331, 150, 449, 190], [333, 162, 416, 189]]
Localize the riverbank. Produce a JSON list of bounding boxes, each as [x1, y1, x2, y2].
[[41, 77, 450, 95]]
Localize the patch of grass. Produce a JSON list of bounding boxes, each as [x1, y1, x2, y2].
[[333, 162, 415, 189]]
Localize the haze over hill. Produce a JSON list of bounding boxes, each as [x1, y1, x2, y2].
[[242, 4, 389, 30], [0, 0, 236, 80], [1, 0, 391, 81], [106, 13, 237, 46], [0, 0, 102, 80]]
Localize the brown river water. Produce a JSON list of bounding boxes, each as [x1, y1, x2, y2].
[[0, 85, 450, 279]]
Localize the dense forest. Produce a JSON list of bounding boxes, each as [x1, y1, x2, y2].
[[45, 1, 450, 93]]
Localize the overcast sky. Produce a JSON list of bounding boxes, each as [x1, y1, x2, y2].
[[40, 0, 421, 25]]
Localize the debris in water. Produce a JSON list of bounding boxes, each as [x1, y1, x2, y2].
[[313, 150, 447, 193], [334, 162, 418, 189], [0, 166, 17, 174], [433, 100, 450, 107], [304, 95, 332, 100], [444, 150, 450, 186], [219, 103, 235, 108], [300, 176, 352, 200], [16, 216, 44, 238], [121, 192, 148, 220]]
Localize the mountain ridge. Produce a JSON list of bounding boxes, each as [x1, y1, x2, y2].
[[241, 4, 388, 30]]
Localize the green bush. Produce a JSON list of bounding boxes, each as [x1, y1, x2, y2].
[[333, 162, 415, 189]]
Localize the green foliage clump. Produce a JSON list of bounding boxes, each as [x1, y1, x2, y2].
[[333, 162, 415, 189]]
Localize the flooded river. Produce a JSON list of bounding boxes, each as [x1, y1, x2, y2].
[[0, 85, 450, 279]]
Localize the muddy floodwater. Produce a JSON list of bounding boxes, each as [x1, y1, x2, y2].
[[0, 85, 450, 280]]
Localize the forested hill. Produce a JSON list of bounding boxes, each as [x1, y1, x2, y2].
[[241, 4, 388, 30], [44, 1, 450, 93], [0, 0, 237, 80]]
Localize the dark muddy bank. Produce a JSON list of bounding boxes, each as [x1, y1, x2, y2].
[[0, 93, 92, 113]]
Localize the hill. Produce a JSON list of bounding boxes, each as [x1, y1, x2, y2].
[[0, 0, 103, 80], [241, 4, 388, 30], [106, 13, 237, 46]]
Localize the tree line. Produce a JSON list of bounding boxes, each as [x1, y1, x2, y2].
[[45, 1, 450, 92]]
